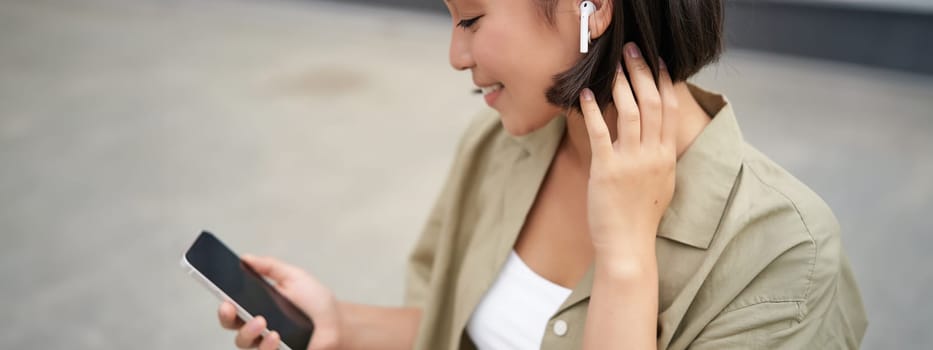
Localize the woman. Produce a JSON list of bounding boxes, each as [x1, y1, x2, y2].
[[217, 0, 867, 348]]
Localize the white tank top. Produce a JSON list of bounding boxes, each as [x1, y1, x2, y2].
[[466, 250, 574, 350]]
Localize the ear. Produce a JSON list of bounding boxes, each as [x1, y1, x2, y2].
[[581, 0, 613, 40]]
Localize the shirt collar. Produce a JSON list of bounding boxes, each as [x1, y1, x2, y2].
[[554, 84, 745, 316], [506, 83, 743, 250], [657, 84, 744, 249]]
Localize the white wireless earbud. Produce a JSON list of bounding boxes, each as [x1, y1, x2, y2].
[[580, 1, 596, 53]]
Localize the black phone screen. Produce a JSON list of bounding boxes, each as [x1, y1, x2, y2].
[[185, 231, 313, 349]]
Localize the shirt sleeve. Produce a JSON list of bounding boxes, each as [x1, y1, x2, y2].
[[403, 176, 452, 308]]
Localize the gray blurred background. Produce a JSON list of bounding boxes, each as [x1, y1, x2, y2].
[[0, 0, 930, 349]]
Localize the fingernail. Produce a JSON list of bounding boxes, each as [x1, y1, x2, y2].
[[626, 43, 641, 58], [658, 57, 666, 70], [581, 88, 594, 101], [252, 317, 265, 331]]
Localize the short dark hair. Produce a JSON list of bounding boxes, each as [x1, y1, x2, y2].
[[537, 0, 724, 110]]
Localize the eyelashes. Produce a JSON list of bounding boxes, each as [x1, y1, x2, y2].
[[457, 15, 483, 29]]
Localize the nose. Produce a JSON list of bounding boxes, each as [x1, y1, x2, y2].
[[448, 29, 474, 71]]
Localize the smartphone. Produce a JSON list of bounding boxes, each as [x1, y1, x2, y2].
[[180, 231, 314, 350]]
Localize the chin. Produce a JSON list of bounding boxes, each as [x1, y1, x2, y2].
[[498, 112, 554, 136]]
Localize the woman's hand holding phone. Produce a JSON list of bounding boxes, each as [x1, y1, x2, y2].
[[217, 255, 341, 350]]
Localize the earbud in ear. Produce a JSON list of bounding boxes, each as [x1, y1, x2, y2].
[[580, 1, 596, 53]]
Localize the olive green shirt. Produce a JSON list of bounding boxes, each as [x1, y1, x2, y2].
[[404, 85, 867, 349]]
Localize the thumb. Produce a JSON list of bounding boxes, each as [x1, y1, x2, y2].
[[241, 254, 297, 284]]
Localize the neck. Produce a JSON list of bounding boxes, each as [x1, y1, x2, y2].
[[562, 82, 713, 172]]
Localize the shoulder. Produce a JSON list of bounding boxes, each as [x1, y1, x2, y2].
[[454, 108, 508, 156], [741, 144, 840, 240], [687, 143, 867, 347], [426, 108, 516, 212], [716, 142, 845, 316], [441, 108, 524, 186]]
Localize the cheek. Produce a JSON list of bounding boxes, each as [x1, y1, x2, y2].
[[471, 24, 511, 76], [474, 28, 548, 95], [470, 17, 574, 135]]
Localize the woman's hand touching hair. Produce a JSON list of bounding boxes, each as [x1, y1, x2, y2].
[[578, 41, 678, 350]]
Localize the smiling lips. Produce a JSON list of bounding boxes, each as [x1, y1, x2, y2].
[[478, 83, 503, 94], [475, 83, 504, 106]]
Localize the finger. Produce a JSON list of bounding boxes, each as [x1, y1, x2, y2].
[[622, 42, 662, 146], [657, 58, 678, 148], [611, 60, 640, 150], [579, 88, 613, 160], [219, 301, 245, 330], [242, 255, 296, 285], [259, 331, 281, 350], [235, 316, 266, 349]]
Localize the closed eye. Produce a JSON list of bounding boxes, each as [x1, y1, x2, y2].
[[457, 16, 483, 29]]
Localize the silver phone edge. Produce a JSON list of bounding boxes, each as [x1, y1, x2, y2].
[[179, 255, 294, 350]]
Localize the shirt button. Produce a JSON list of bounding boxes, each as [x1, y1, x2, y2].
[[552, 319, 568, 337]]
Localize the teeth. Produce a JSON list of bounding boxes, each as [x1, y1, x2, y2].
[[480, 83, 503, 94]]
